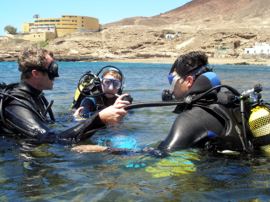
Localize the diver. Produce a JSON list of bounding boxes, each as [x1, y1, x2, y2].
[[0, 48, 130, 144], [157, 51, 251, 152], [158, 51, 270, 154], [72, 65, 132, 120]]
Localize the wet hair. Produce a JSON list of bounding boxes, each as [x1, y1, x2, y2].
[[18, 47, 54, 80], [102, 69, 122, 81], [170, 51, 209, 77]]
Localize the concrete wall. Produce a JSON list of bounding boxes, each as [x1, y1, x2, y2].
[[244, 43, 270, 55], [18, 32, 56, 42]]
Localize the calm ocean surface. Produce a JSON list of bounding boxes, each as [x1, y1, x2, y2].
[[1, 61, 270, 201]]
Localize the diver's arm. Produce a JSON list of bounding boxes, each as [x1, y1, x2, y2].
[[4, 102, 59, 142], [4, 100, 105, 143], [4, 95, 128, 144], [60, 95, 129, 142], [71, 144, 169, 157]]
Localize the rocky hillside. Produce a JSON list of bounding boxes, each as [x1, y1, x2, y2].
[[161, 0, 270, 28], [1, 0, 270, 64], [107, 0, 270, 30]]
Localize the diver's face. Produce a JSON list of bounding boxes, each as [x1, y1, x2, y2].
[[173, 78, 190, 99], [34, 54, 54, 91], [101, 75, 121, 98], [43, 54, 55, 90]]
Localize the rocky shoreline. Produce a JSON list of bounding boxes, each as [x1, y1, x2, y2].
[[1, 53, 269, 66], [1, 25, 270, 66]]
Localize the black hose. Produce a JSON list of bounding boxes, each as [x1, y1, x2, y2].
[[126, 85, 241, 110], [126, 101, 185, 110]]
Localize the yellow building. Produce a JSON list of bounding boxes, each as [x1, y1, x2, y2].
[[22, 15, 100, 38], [21, 32, 56, 42]]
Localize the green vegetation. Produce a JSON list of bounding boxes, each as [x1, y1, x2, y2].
[[4, 25, 17, 35]]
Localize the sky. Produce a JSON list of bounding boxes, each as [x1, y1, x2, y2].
[[0, 0, 190, 36]]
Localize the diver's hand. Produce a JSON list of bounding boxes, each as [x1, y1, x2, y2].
[[73, 106, 85, 121], [99, 99, 128, 125], [71, 145, 108, 153], [114, 93, 131, 108]]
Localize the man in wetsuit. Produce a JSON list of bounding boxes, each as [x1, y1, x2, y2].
[[0, 48, 130, 144], [157, 51, 248, 152]]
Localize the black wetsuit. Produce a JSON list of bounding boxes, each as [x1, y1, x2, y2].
[[158, 100, 248, 152], [1, 82, 105, 144], [158, 73, 251, 153]]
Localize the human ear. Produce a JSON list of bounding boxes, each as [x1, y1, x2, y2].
[[186, 75, 194, 88], [31, 69, 42, 78]]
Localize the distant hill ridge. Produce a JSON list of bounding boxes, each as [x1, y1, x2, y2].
[[161, 0, 269, 21], [106, 0, 270, 29]]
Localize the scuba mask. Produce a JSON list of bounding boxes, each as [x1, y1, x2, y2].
[[42, 61, 59, 80], [21, 61, 59, 80], [102, 78, 122, 90], [97, 65, 124, 94], [168, 72, 182, 91], [30, 61, 59, 80]]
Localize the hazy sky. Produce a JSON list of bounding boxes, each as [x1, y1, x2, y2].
[[0, 0, 190, 36]]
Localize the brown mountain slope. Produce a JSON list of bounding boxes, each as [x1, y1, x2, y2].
[[107, 0, 270, 29], [162, 0, 269, 20]]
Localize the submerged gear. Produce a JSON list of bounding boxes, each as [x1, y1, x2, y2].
[[0, 82, 105, 144]]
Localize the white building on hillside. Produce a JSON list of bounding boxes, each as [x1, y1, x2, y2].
[[244, 43, 270, 55]]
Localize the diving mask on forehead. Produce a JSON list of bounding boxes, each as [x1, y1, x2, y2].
[[168, 72, 182, 90]]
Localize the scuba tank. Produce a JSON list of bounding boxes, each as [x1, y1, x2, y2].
[[71, 71, 102, 109], [239, 84, 270, 154], [249, 105, 270, 154]]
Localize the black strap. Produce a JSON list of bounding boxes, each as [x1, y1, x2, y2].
[[41, 96, 55, 122], [253, 134, 270, 147]]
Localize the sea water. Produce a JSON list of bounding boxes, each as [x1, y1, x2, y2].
[[1, 61, 270, 201]]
